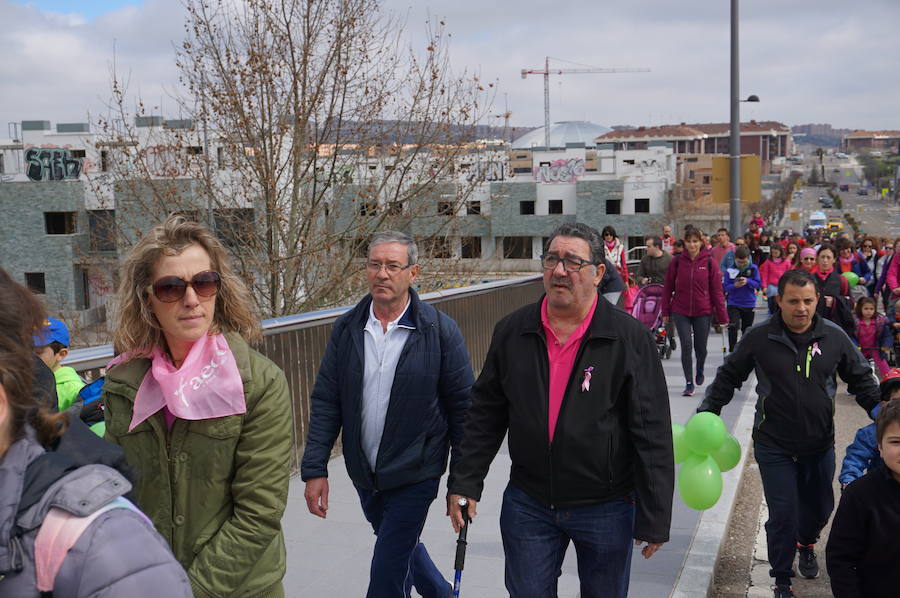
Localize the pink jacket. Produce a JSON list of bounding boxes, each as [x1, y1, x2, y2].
[[759, 257, 792, 288], [886, 253, 900, 295], [661, 247, 729, 323]]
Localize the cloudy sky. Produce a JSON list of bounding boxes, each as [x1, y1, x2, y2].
[[2, 0, 898, 136]]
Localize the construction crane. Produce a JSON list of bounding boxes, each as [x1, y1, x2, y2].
[[521, 57, 650, 148]]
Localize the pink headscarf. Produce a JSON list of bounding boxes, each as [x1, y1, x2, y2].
[[800, 248, 816, 259]]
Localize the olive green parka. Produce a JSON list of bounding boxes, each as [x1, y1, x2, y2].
[[103, 332, 292, 598]]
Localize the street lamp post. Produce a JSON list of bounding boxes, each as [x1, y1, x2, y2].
[[729, 0, 740, 241], [729, 0, 760, 240]]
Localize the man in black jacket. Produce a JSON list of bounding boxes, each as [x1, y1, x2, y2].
[[448, 223, 673, 598], [698, 269, 880, 598], [301, 231, 474, 598]]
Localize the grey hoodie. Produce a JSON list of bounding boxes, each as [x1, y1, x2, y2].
[[0, 430, 192, 598]]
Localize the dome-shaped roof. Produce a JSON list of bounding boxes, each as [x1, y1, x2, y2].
[[511, 121, 611, 149]]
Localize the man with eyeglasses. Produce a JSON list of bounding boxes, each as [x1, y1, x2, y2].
[[301, 231, 474, 598], [448, 223, 674, 598]]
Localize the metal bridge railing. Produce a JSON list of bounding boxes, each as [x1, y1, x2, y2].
[[64, 274, 545, 473]]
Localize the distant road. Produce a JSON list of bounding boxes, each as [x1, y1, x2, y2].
[[787, 154, 899, 239]]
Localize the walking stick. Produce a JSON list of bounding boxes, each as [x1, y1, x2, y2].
[[452, 497, 471, 598]]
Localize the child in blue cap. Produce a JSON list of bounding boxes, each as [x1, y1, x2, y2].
[[33, 317, 85, 411]]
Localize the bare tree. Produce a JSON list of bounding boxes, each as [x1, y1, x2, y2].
[[94, 0, 495, 317]]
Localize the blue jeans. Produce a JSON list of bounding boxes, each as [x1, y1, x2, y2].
[[754, 442, 835, 585], [499, 483, 635, 598], [356, 478, 450, 598]]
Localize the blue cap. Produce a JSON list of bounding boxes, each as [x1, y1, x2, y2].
[[33, 317, 71, 348]]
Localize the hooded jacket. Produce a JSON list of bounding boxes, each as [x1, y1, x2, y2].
[[449, 295, 674, 544], [0, 428, 191, 598], [699, 313, 880, 456], [102, 332, 292, 598], [723, 261, 761, 309], [53, 366, 85, 411], [661, 247, 729, 323]]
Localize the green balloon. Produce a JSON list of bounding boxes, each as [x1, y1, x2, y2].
[[672, 424, 690, 464], [710, 434, 741, 472], [678, 454, 723, 510], [684, 412, 727, 455], [842, 271, 859, 287], [90, 421, 106, 437]]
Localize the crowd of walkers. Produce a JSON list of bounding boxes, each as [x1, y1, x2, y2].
[[1, 213, 899, 598], [646, 215, 900, 598], [645, 218, 900, 390]]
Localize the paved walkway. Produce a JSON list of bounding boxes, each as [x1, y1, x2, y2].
[[283, 317, 762, 597]]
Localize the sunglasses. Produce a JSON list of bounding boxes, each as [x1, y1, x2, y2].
[[149, 271, 221, 303]]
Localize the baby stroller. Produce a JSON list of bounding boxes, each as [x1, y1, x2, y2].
[[631, 283, 671, 359]]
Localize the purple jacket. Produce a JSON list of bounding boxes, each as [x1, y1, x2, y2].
[[661, 247, 729, 323]]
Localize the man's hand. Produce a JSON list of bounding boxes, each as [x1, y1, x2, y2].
[[304, 477, 330, 518], [825, 295, 834, 308], [735, 277, 746, 287], [447, 494, 477, 533], [661, 316, 669, 324], [634, 539, 664, 559]]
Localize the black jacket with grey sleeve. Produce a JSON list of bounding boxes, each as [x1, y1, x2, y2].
[[698, 313, 880, 456]]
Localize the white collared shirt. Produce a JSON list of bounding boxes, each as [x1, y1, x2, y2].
[[361, 298, 414, 470]]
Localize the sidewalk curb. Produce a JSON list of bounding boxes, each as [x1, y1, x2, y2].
[[671, 372, 758, 598]]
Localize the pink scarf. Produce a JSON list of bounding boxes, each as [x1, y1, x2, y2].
[[129, 334, 246, 431]]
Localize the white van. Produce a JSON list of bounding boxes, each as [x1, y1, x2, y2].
[[808, 211, 827, 230]]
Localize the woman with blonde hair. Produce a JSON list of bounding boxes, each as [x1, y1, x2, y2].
[[0, 267, 191, 597], [102, 215, 292, 598]]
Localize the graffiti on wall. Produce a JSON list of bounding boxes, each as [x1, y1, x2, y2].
[[25, 147, 83, 181], [533, 158, 585, 183], [466, 161, 507, 183]]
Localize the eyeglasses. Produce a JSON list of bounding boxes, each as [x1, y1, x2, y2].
[[365, 261, 413, 275], [862, 244, 873, 249], [802, 257, 816, 261], [149, 271, 221, 303], [541, 253, 594, 272]]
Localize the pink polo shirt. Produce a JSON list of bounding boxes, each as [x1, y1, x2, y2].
[[541, 294, 598, 442]]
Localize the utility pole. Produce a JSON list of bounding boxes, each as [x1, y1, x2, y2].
[[729, 0, 741, 241], [521, 57, 649, 148]]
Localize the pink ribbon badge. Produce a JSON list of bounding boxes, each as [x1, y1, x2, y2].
[[811, 342, 821, 357], [581, 366, 594, 392]]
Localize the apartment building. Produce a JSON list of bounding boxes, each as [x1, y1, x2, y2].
[[0, 117, 678, 324], [842, 130, 900, 152], [596, 120, 792, 179]]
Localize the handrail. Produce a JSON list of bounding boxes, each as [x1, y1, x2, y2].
[[63, 274, 543, 371]]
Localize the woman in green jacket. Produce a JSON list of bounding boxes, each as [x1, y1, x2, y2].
[[102, 215, 292, 598]]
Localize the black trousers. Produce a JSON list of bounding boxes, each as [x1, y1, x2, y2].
[[672, 313, 711, 383], [755, 442, 836, 585], [726, 305, 756, 351]]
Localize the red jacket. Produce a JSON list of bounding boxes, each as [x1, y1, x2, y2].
[[661, 247, 729, 323], [759, 257, 792, 288]]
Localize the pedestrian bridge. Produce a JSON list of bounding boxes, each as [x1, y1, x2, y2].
[[65, 274, 546, 473], [64, 274, 762, 596]]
